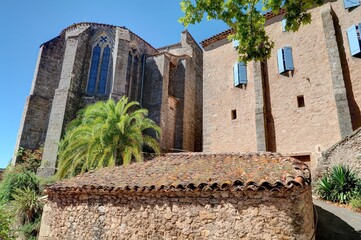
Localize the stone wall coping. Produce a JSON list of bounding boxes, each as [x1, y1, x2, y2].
[[46, 152, 311, 196], [321, 126, 361, 160], [53, 22, 158, 52]]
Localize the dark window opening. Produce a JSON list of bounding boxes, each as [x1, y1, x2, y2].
[[297, 95, 305, 108], [291, 155, 311, 167], [231, 109, 237, 120]]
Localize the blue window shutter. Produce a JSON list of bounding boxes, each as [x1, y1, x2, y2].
[[347, 25, 361, 56], [282, 19, 287, 32], [283, 47, 294, 71], [344, 0, 360, 9], [87, 45, 101, 94], [238, 62, 247, 84], [277, 48, 285, 74], [233, 63, 240, 87], [232, 40, 239, 48], [97, 46, 111, 95]]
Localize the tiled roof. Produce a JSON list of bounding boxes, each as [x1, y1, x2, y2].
[[200, 9, 286, 48], [46, 152, 310, 195]]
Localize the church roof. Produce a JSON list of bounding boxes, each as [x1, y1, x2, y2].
[[200, 9, 286, 48], [46, 152, 310, 196]]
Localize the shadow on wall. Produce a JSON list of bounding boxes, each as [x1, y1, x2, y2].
[[262, 61, 277, 152], [315, 206, 361, 240], [331, 9, 361, 130]]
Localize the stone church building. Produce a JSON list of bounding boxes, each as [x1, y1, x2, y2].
[[13, 0, 361, 175], [13, 23, 203, 176]]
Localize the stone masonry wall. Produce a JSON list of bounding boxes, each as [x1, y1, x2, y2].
[[39, 27, 92, 176], [12, 35, 65, 164], [316, 127, 361, 178], [39, 188, 314, 240]]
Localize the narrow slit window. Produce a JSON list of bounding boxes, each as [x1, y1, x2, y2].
[[231, 109, 237, 120], [297, 95, 305, 108]]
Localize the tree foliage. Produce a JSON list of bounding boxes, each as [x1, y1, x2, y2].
[[57, 96, 161, 179], [179, 0, 324, 62]]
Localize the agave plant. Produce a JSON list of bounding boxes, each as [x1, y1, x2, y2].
[[56, 96, 161, 179], [316, 164, 361, 203]]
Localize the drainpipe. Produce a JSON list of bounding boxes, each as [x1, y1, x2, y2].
[[140, 54, 146, 107]]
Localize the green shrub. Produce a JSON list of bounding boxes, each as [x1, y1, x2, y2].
[[316, 164, 361, 204], [9, 188, 43, 239], [0, 206, 16, 240], [350, 196, 361, 211], [0, 165, 40, 204]]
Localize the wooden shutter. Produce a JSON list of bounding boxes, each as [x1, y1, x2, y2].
[[282, 19, 287, 32], [238, 62, 247, 84], [284, 47, 294, 71], [277, 48, 285, 74], [233, 63, 240, 87], [344, 0, 360, 9], [347, 24, 361, 56]]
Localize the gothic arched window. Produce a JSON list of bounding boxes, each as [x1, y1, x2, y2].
[[126, 47, 140, 101], [86, 35, 111, 96], [87, 44, 101, 94]]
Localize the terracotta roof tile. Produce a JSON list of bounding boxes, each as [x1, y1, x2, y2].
[[200, 9, 286, 48], [47, 152, 310, 195]]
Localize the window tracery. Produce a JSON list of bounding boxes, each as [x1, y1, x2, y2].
[[86, 35, 111, 95]]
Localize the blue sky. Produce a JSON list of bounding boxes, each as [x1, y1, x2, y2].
[[0, 0, 228, 168]]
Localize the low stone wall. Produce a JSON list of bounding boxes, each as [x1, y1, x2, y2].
[[316, 127, 361, 178], [39, 188, 314, 240]]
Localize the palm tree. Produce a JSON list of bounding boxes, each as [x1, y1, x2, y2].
[[56, 96, 161, 179]]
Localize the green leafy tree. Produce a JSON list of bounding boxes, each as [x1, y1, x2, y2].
[[179, 0, 324, 62], [57, 96, 161, 179]]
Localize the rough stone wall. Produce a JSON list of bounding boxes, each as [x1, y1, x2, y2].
[[329, 1, 361, 131], [203, 38, 257, 152], [317, 127, 361, 178], [38, 27, 93, 176], [39, 188, 314, 240], [143, 54, 171, 150], [169, 59, 186, 150], [12, 35, 65, 164], [181, 31, 203, 152], [163, 31, 203, 152]]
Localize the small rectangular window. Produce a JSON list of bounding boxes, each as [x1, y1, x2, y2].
[[277, 47, 294, 74], [347, 24, 361, 56], [233, 62, 247, 87], [344, 0, 360, 9], [231, 109, 237, 120], [297, 95, 305, 108]]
